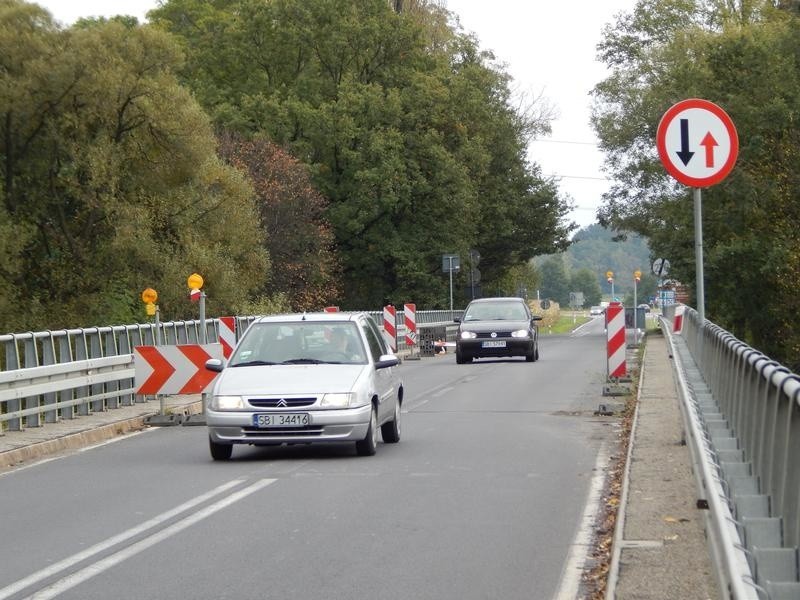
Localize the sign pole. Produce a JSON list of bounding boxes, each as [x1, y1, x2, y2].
[[693, 187, 705, 324], [449, 256, 454, 318]]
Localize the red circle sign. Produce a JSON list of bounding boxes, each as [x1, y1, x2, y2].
[[656, 98, 738, 187]]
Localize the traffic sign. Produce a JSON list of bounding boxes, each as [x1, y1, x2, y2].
[[135, 343, 223, 395], [656, 98, 738, 187], [652, 258, 670, 278]]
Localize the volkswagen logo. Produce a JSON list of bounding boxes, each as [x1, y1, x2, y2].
[[490, 332, 497, 338]]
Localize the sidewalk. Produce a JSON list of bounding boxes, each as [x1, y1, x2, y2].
[[607, 329, 719, 599]]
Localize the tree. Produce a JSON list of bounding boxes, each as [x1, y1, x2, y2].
[[0, 2, 269, 330], [592, 0, 800, 368], [151, 0, 574, 309], [217, 132, 341, 310], [570, 269, 603, 307], [538, 256, 570, 305]]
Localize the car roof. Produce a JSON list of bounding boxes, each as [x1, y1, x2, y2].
[[252, 312, 366, 324], [466, 297, 527, 305]]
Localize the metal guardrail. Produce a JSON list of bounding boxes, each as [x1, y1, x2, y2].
[[663, 305, 800, 599], [0, 311, 460, 432]]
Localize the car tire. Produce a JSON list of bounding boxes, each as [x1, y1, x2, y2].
[[356, 404, 378, 456], [381, 400, 401, 443], [456, 348, 471, 364], [209, 438, 233, 461], [525, 342, 535, 362]]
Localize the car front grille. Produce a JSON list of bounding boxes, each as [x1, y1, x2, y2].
[[248, 397, 317, 408], [475, 331, 513, 339], [241, 426, 323, 437]]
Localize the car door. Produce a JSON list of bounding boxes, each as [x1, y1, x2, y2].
[[360, 318, 397, 423]]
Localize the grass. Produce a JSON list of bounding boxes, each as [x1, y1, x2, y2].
[[540, 313, 592, 334]]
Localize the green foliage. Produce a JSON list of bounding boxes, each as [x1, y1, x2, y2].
[[0, 2, 268, 331], [152, 0, 574, 310], [570, 269, 603, 307], [538, 256, 571, 305], [593, 0, 800, 369]]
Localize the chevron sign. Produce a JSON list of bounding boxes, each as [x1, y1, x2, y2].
[[135, 344, 223, 395]]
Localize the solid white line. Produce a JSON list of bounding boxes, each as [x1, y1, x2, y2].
[[25, 479, 275, 600], [551, 443, 611, 600], [0, 479, 245, 600]]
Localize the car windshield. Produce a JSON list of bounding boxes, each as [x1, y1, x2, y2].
[[228, 321, 368, 366], [463, 301, 528, 321]]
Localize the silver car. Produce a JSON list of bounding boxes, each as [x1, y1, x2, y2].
[[204, 312, 403, 460]]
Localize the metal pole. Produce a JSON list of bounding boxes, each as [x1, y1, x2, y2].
[[634, 279, 638, 326], [200, 292, 207, 344], [449, 256, 454, 318], [693, 187, 705, 325]]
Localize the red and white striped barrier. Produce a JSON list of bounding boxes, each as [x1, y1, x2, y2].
[[673, 304, 685, 334], [383, 305, 397, 352], [135, 344, 223, 395], [606, 302, 626, 379], [404, 303, 417, 347], [219, 316, 236, 359]]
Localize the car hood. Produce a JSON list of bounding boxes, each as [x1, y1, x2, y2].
[[214, 364, 368, 396], [459, 319, 531, 332]]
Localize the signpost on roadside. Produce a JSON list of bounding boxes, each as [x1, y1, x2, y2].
[[656, 98, 739, 324]]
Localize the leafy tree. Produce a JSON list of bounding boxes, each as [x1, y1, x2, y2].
[[151, 0, 574, 309], [217, 132, 341, 310], [593, 0, 800, 368], [570, 269, 603, 307], [538, 256, 571, 305], [0, 2, 268, 330]]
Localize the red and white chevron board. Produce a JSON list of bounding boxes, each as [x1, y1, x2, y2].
[[404, 303, 417, 346], [606, 302, 626, 379], [135, 344, 223, 395], [219, 316, 236, 358], [383, 305, 397, 352]]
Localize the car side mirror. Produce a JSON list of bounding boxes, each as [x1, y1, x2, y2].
[[376, 354, 400, 369], [532, 315, 543, 322], [454, 316, 461, 323], [206, 358, 224, 372]]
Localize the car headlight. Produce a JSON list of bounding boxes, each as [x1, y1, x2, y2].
[[460, 331, 477, 340], [211, 395, 245, 410], [320, 392, 356, 408], [511, 329, 531, 338]]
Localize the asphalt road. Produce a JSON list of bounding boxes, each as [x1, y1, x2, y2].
[[0, 318, 618, 600]]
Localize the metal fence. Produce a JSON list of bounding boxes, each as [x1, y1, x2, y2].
[[663, 305, 800, 599], [0, 310, 460, 432]]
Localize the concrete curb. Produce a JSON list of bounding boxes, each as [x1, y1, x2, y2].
[[0, 400, 203, 470]]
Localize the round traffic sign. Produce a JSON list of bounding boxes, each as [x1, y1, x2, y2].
[[656, 98, 738, 187]]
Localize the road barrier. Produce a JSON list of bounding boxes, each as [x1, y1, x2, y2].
[[605, 301, 626, 379], [663, 304, 800, 599]]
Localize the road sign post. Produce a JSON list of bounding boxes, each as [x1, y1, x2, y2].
[[657, 98, 738, 324]]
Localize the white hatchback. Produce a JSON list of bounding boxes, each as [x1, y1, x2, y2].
[[204, 312, 403, 460]]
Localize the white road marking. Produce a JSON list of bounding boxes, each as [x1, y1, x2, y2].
[[551, 443, 611, 600], [24, 478, 275, 600], [0, 479, 249, 600]]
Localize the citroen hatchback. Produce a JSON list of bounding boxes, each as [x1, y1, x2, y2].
[[204, 312, 403, 460]]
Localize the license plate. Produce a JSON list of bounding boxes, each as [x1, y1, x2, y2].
[[482, 340, 506, 348], [252, 413, 310, 428]]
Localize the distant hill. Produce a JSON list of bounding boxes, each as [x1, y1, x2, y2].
[[537, 224, 652, 296]]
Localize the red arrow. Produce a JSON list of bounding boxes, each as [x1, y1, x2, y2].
[[137, 346, 176, 395], [700, 132, 718, 168], [178, 345, 218, 394]]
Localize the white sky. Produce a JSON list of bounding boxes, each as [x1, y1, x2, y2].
[[37, 0, 637, 230]]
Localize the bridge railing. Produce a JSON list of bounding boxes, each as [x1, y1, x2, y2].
[[662, 305, 800, 598], [0, 311, 460, 431]]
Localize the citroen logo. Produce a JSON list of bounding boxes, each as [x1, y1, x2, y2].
[[491, 332, 497, 338], [276, 398, 288, 407]]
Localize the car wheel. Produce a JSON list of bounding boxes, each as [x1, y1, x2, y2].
[[456, 348, 471, 364], [209, 438, 233, 461], [525, 342, 535, 362], [381, 400, 401, 443], [534, 343, 540, 361], [356, 404, 378, 456]]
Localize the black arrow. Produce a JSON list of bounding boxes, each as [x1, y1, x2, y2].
[[676, 118, 694, 166]]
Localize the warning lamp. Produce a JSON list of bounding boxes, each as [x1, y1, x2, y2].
[[141, 288, 158, 304], [634, 270, 642, 283]]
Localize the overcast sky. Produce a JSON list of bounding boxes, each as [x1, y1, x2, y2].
[[36, 0, 638, 230]]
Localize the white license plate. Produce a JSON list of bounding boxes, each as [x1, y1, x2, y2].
[[482, 340, 506, 348], [252, 413, 310, 428]]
